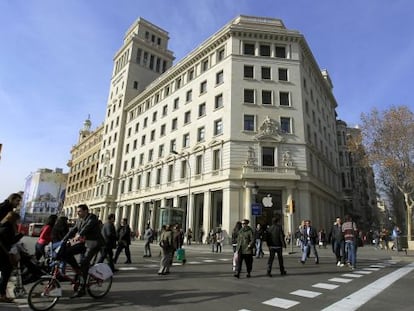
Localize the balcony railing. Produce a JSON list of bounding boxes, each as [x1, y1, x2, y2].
[[242, 165, 300, 180]]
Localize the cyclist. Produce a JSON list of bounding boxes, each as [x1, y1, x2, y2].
[[62, 204, 104, 298]]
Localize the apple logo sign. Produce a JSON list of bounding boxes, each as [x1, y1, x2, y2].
[[262, 194, 273, 207]]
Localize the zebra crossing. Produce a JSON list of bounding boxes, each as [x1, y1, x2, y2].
[[238, 260, 400, 310]]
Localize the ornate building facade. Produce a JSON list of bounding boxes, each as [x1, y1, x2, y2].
[[64, 16, 343, 239]]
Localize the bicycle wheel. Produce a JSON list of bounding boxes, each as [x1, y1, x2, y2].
[[27, 277, 61, 311], [87, 274, 112, 298]]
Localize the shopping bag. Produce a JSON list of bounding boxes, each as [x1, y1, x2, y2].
[[176, 248, 186, 261], [88, 263, 113, 280]]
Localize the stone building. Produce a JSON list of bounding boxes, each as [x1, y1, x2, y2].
[[64, 16, 344, 240]]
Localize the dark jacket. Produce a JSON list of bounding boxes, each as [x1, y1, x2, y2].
[[301, 225, 318, 245], [64, 213, 104, 245], [329, 224, 344, 242], [117, 224, 131, 245], [236, 226, 254, 254], [0, 200, 14, 222], [102, 222, 117, 249], [266, 224, 286, 248], [0, 221, 23, 253]]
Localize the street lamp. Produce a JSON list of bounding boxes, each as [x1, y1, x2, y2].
[[172, 151, 191, 234]]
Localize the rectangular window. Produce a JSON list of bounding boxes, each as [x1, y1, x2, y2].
[[262, 90, 272, 105], [126, 143, 130, 153], [187, 68, 194, 82], [213, 149, 221, 170], [146, 172, 151, 188], [123, 160, 128, 172], [244, 65, 254, 78], [197, 127, 205, 142], [278, 68, 288, 81], [170, 139, 176, 152], [261, 67, 271, 80], [186, 89, 192, 102], [216, 70, 223, 84], [162, 105, 168, 116], [131, 157, 135, 169], [156, 168, 162, 185], [133, 139, 137, 150], [280, 117, 292, 133], [133, 81, 138, 89], [137, 175, 141, 190], [196, 154, 203, 175], [136, 49, 142, 64], [143, 117, 148, 128], [243, 43, 255, 55], [150, 130, 155, 141], [244, 115, 255, 131], [183, 133, 190, 148], [262, 147, 275, 166], [171, 118, 178, 131], [141, 135, 146, 146], [160, 124, 166, 136], [259, 44, 271, 56], [275, 46, 286, 58], [202, 58, 209, 72], [180, 160, 188, 179], [173, 97, 179, 110], [244, 89, 255, 104], [139, 153, 144, 165], [217, 48, 225, 62], [149, 55, 154, 70], [215, 93, 223, 109], [148, 149, 153, 162], [167, 164, 174, 182], [214, 119, 223, 135], [175, 78, 182, 90], [200, 81, 207, 94], [152, 111, 157, 122], [198, 103, 206, 117], [279, 92, 290, 106], [184, 111, 191, 124], [158, 144, 164, 157]]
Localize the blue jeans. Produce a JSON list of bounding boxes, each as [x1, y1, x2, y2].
[[301, 242, 319, 262], [255, 239, 263, 257], [345, 240, 356, 267]]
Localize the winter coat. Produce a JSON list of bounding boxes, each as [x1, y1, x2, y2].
[[236, 226, 254, 254]]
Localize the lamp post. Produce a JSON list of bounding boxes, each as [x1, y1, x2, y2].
[[172, 151, 191, 234]]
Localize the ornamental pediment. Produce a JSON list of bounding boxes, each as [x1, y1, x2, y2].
[[254, 116, 284, 142]]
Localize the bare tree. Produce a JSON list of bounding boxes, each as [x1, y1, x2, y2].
[[358, 106, 414, 240]]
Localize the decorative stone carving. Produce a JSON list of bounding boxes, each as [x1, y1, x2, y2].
[[255, 116, 283, 142], [282, 151, 293, 167], [245, 146, 257, 166]]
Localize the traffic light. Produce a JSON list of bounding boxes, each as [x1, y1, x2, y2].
[[289, 199, 296, 214]]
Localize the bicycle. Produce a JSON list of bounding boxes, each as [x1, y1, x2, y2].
[[27, 244, 113, 311]]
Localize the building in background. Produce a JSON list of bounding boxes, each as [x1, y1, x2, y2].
[[63, 118, 103, 220], [20, 168, 67, 223], [336, 120, 378, 232], [58, 15, 346, 240]]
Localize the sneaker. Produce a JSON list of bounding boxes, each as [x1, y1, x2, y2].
[[337, 261, 341, 266], [281, 270, 287, 276], [340, 263, 345, 267]]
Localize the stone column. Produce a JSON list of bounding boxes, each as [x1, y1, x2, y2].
[[203, 190, 211, 243]]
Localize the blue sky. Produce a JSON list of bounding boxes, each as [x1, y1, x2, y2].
[[1, 0, 413, 200]]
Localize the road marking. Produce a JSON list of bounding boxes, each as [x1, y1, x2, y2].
[[203, 259, 217, 263], [341, 273, 363, 278], [188, 261, 202, 264], [322, 262, 414, 311], [119, 267, 138, 270], [363, 267, 380, 271], [262, 297, 300, 309], [329, 277, 353, 283], [353, 270, 372, 275], [290, 289, 322, 298], [370, 264, 385, 268], [312, 283, 339, 290]]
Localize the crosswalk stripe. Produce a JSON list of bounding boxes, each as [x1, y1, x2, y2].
[[370, 264, 386, 268], [262, 297, 300, 309], [329, 277, 353, 283], [363, 267, 380, 271], [341, 273, 363, 278], [312, 283, 339, 290], [353, 270, 372, 275], [290, 289, 322, 298]]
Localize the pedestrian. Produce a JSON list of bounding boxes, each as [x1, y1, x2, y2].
[[50, 216, 69, 273], [35, 214, 58, 261], [209, 229, 216, 251], [172, 224, 184, 262], [300, 220, 319, 264], [158, 224, 173, 275], [342, 214, 358, 269], [265, 216, 287, 277], [114, 218, 132, 264], [186, 228, 193, 245], [0, 211, 24, 303], [234, 219, 254, 278], [0, 193, 22, 222], [255, 223, 264, 258], [329, 217, 345, 266], [318, 228, 326, 248], [215, 227, 224, 253], [143, 224, 154, 257], [198, 226, 204, 244], [98, 213, 117, 272], [231, 221, 242, 271]]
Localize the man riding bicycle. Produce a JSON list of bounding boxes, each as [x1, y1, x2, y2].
[[62, 204, 104, 298]]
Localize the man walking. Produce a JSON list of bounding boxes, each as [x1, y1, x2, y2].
[[265, 216, 287, 277], [342, 214, 357, 269], [143, 224, 154, 257], [114, 218, 132, 264], [98, 213, 117, 272], [300, 220, 319, 264], [329, 217, 345, 266]]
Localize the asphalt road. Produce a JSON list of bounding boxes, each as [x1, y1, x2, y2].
[[2, 237, 414, 311]]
